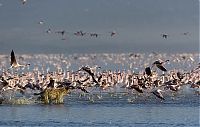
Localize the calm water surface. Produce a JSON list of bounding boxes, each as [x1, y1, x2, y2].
[[0, 93, 199, 127]]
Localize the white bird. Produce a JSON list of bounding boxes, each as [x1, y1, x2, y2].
[[38, 21, 44, 25], [152, 89, 165, 100]]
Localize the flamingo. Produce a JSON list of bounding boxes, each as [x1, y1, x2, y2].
[[10, 50, 30, 69], [152, 89, 165, 100]]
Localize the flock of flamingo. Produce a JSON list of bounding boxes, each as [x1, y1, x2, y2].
[[0, 0, 198, 104], [0, 50, 199, 104]]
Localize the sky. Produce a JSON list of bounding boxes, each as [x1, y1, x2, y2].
[[0, 0, 199, 54]]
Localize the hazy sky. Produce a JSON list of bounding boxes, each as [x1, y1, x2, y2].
[[0, 0, 199, 54]]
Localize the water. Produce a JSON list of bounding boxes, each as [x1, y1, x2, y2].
[[0, 93, 199, 127], [0, 53, 199, 126]]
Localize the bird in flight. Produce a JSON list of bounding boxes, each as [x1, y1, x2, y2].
[[90, 33, 98, 38], [152, 89, 165, 100], [161, 34, 168, 39], [55, 30, 65, 36], [181, 32, 190, 36], [110, 31, 116, 37], [38, 20, 44, 25], [55, 30, 67, 40], [21, 0, 27, 5], [74, 30, 86, 36], [145, 66, 152, 76], [152, 60, 169, 72], [46, 28, 52, 34], [10, 50, 30, 68]]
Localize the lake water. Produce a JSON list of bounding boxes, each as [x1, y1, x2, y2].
[[0, 92, 199, 127], [0, 53, 199, 126]]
